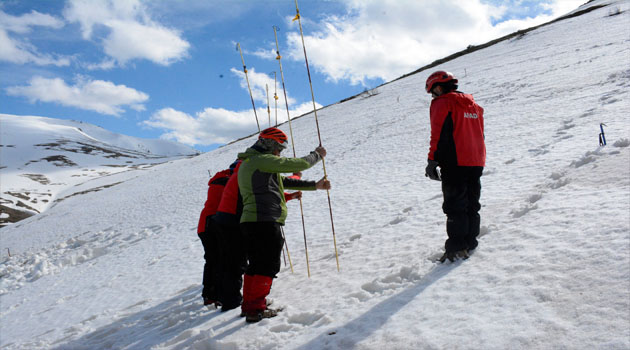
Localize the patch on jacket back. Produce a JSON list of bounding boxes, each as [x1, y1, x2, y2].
[[464, 112, 478, 119]]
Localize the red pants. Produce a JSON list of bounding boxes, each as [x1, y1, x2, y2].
[[241, 274, 273, 312]]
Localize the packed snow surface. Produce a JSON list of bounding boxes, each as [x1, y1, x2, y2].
[[1, 1, 629, 349]]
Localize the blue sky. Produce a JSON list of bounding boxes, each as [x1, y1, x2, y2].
[[0, 0, 584, 152]]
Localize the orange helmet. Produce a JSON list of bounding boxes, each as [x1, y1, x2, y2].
[[425, 71, 458, 93], [259, 127, 288, 149]]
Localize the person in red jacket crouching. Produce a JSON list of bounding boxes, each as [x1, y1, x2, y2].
[[197, 165, 234, 307], [424, 70, 486, 263]]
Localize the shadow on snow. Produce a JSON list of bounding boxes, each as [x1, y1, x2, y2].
[[297, 263, 458, 349], [53, 285, 235, 350]]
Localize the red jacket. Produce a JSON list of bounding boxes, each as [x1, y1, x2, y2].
[[428, 92, 485, 167], [197, 169, 231, 234], [215, 161, 242, 223]]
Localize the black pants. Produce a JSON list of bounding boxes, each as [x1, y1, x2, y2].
[[199, 217, 220, 300], [240, 222, 285, 278], [441, 166, 483, 253], [215, 222, 247, 308]]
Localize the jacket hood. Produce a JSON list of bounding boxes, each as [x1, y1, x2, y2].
[[237, 145, 264, 160], [208, 169, 231, 185], [238, 139, 277, 160]]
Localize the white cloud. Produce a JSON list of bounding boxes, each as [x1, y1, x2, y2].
[[251, 46, 277, 60], [230, 67, 297, 108], [84, 59, 117, 70], [142, 99, 319, 147], [541, 0, 587, 17], [0, 10, 64, 34], [0, 10, 69, 66], [63, 0, 190, 67], [6, 76, 149, 116], [142, 67, 320, 146], [102, 19, 190, 66], [142, 107, 259, 146], [282, 0, 585, 85]]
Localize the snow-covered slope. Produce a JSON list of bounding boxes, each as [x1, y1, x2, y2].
[[1, 1, 629, 349], [0, 114, 198, 226]]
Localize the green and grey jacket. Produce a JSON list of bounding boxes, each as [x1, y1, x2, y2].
[[237, 145, 322, 224]]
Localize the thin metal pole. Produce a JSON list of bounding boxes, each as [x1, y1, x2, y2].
[[293, 0, 340, 272], [273, 25, 312, 277], [237, 43, 261, 132]]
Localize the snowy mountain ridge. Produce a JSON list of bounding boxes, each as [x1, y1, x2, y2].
[[0, 114, 199, 227], [1, 0, 629, 349]]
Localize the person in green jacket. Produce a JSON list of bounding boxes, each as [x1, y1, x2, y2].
[[238, 127, 329, 323]]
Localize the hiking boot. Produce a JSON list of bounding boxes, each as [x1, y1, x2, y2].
[[204, 298, 221, 309], [221, 302, 241, 312], [456, 249, 470, 260], [438, 251, 453, 263], [240, 298, 274, 317], [438, 249, 469, 263], [245, 308, 279, 323]]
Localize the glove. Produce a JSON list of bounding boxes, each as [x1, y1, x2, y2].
[[316, 177, 331, 190], [425, 160, 441, 181], [285, 191, 302, 201], [315, 146, 326, 159]]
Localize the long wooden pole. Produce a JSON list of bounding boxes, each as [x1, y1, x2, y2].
[[273, 25, 313, 277], [273, 72, 279, 126], [293, 0, 340, 272], [280, 226, 294, 273], [266, 84, 271, 127], [237, 43, 261, 132]]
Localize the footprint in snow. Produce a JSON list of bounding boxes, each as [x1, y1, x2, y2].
[[388, 216, 405, 225], [346, 291, 371, 302], [570, 152, 598, 168], [348, 234, 362, 242], [287, 311, 330, 327], [510, 203, 538, 218], [360, 265, 421, 295], [479, 224, 496, 238], [528, 193, 543, 204], [613, 138, 630, 148], [549, 178, 571, 189], [270, 324, 298, 333]]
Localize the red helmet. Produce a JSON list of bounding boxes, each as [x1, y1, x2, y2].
[[259, 127, 288, 148], [425, 71, 458, 93]]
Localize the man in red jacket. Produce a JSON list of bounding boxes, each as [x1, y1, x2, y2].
[[212, 160, 246, 312], [424, 71, 486, 263], [197, 164, 234, 307]]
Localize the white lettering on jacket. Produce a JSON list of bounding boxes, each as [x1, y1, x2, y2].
[[464, 112, 478, 119]]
